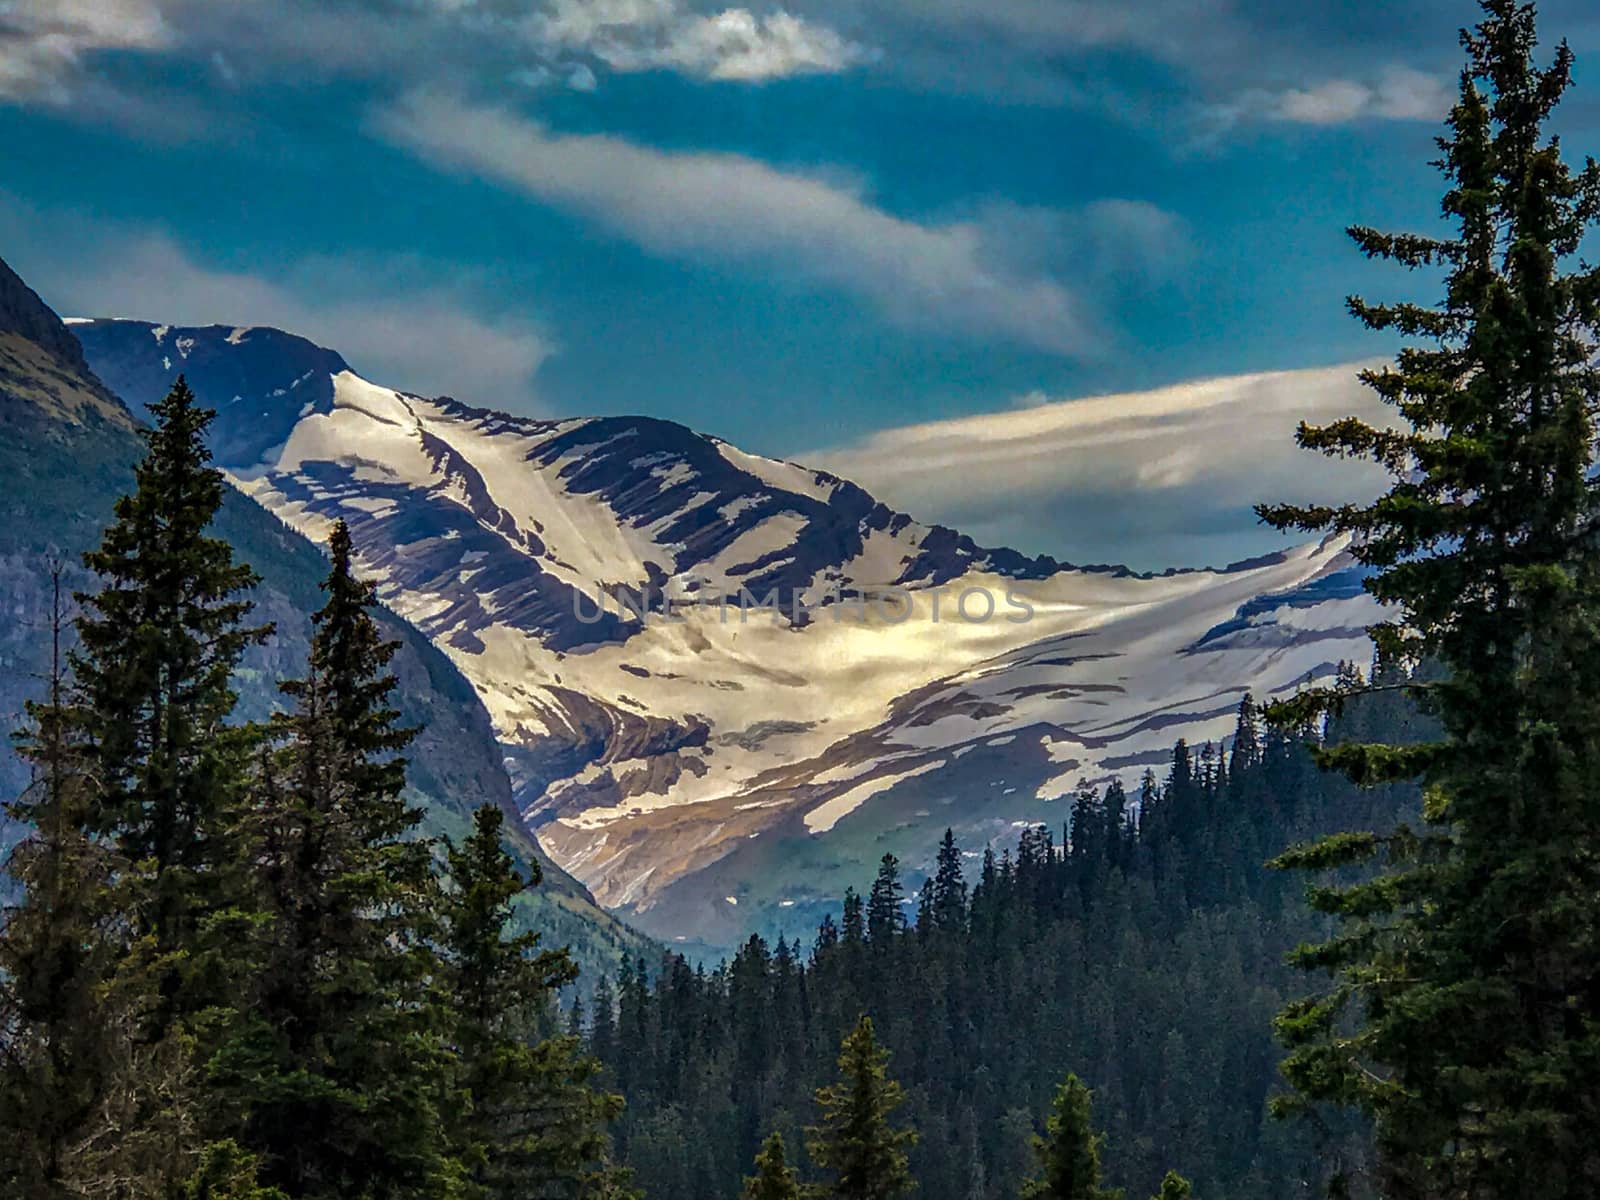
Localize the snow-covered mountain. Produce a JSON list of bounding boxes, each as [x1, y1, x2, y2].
[[76, 319, 1382, 951]]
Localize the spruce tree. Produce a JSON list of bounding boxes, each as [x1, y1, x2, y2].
[[1259, 3, 1600, 1197], [1020, 1075, 1122, 1200], [865, 855, 904, 945], [0, 571, 119, 1196], [741, 1132, 802, 1200], [440, 803, 630, 1200], [806, 1015, 917, 1200], [930, 829, 968, 931], [215, 519, 450, 1199], [66, 375, 270, 1002], [841, 889, 866, 948]]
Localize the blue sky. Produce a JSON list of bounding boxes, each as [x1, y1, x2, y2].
[[2, 0, 1598, 567]]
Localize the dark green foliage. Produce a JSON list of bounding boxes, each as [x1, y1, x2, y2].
[[216, 519, 453, 1199], [179, 1142, 288, 1200], [807, 1016, 916, 1200], [865, 856, 905, 946], [67, 376, 271, 965], [1257, 4, 1600, 1196], [589, 703, 1413, 1200], [440, 803, 631, 1200], [1020, 1075, 1121, 1200], [0, 377, 633, 1199], [2, 376, 277, 1192], [742, 1132, 802, 1200], [0, 573, 120, 1197], [1150, 1171, 1191, 1200], [929, 830, 967, 932]]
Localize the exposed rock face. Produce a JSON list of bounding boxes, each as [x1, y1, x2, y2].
[[76, 317, 1382, 951]]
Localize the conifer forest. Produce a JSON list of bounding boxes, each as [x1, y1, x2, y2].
[[4, 1, 1600, 1198]]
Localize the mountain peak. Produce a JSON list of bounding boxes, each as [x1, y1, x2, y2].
[[72, 319, 351, 466], [0, 256, 98, 377], [0, 258, 132, 431]]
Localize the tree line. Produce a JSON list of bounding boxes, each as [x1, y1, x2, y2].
[[580, 689, 1420, 1200], [0, 379, 629, 1199], [7, 2, 1600, 1196]]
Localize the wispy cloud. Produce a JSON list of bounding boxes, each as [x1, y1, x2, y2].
[[0, 0, 168, 102], [1202, 65, 1453, 133], [531, 0, 867, 81], [1266, 66, 1452, 125], [810, 363, 1397, 569], [0, 0, 865, 111], [0, 196, 551, 406], [373, 91, 1127, 355]]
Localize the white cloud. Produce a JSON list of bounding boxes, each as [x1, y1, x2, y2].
[[0, 0, 169, 101], [373, 91, 1104, 354], [533, 0, 866, 80], [809, 363, 1399, 569], [0, 0, 862, 112], [1268, 66, 1451, 126], [0, 197, 550, 406]]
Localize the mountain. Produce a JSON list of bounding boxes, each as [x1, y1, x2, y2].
[[75, 318, 1383, 953], [0, 261, 650, 983]]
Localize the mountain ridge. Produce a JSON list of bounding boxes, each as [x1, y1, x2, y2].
[[0, 263, 651, 982], [74, 316, 1383, 952]]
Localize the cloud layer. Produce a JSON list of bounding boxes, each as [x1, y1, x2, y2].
[[810, 362, 1397, 569], [532, 0, 866, 80], [0, 0, 168, 101], [374, 92, 1139, 355], [1267, 66, 1452, 125]]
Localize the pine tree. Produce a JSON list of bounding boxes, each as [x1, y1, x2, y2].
[[841, 889, 866, 948], [27, 375, 273, 1188], [865, 855, 905, 945], [0, 570, 120, 1196], [68, 376, 270, 969], [1149, 1171, 1191, 1200], [1259, 3, 1600, 1197], [215, 520, 450, 1198], [440, 803, 629, 1200], [590, 976, 617, 1065], [179, 1141, 287, 1200], [741, 1132, 802, 1200], [1020, 1075, 1122, 1200], [807, 1016, 917, 1200], [1228, 695, 1260, 777], [930, 829, 968, 931]]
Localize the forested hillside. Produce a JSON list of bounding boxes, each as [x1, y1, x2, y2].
[[0, 253, 651, 985], [586, 681, 1429, 1200]]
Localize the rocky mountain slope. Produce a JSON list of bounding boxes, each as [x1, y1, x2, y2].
[[0, 261, 650, 982], [76, 318, 1382, 952]]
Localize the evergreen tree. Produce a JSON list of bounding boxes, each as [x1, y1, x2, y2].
[[590, 976, 617, 1066], [67, 376, 270, 971], [215, 520, 449, 1198], [865, 855, 905, 945], [1020, 1075, 1122, 1200], [179, 1141, 287, 1200], [30, 375, 271, 1188], [841, 889, 866, 948], [0, 571, 119, 1196], [1149, 1171, 1191, 1200], [741, 1132, 801, 1200], [440, 803, 629, 1200], [1258, 3, 1600, 1196], [913, 884, 933, 937], [807, 1016, 917, 1200], [930, 829, 968, 931]]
